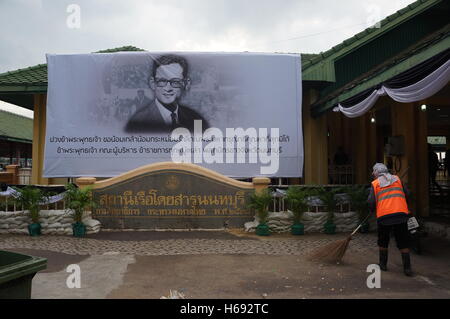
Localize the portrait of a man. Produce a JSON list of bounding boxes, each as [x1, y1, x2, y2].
[[125, 54, 209, 133]]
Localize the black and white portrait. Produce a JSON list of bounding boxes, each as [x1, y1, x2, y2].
[[45, 52, 302, 178], [91, 52, 246, 133], [125, 54, 209, 133]]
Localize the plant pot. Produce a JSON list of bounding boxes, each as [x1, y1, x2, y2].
[[359, 222, 370, 233], [27, 223, 41, 237], [324, 222, 336, 234], [291, 223, 304, 235], [72, 222, 86, 238], [256, 223, 270, 236]]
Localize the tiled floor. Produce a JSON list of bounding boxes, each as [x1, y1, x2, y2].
[[0, 232, 378, 256]]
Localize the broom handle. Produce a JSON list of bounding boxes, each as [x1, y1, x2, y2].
[[350, 213, 371, 237], [349, 166, 410, 238]]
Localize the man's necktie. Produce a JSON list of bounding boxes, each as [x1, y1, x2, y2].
[[171, 112, 178, 129]]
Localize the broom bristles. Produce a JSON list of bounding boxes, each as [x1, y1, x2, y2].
[[308, 237, 351, 263]]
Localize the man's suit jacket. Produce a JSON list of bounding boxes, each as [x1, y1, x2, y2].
[[124, 101, 209, 133]]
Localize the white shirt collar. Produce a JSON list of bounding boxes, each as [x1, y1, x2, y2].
[[155, 99, 178, 125]]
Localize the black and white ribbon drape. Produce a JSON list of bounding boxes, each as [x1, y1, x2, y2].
[[333, 51, 450, 118]]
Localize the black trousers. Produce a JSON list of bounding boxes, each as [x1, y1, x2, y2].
[[377, 222, 410, 249]]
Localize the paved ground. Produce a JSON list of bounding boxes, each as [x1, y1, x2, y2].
[[1, 230, 450, 299]]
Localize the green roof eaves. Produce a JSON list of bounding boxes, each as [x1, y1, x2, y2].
[[0, 46, 145, 92], [302, 0, 442, 72], [0, 48, 323, 92], [0, 136, 32, 144], [0, 63, 47, 77], [311, 35, 450, 117], [302, 60, 335, 82], [0, 85, 47, 93], [0, 109, 33, 141]]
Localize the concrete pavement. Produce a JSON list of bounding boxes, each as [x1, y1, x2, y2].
[[2, 231, 450, 299]]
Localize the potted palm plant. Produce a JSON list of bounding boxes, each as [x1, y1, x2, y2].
[[318, 187, 340, 234], [13, 186, 48, 236], [248, 189, 273, 236], [286, 186, 308, 235], [64, 184, 96, 237], [347, 185, 370, 233]]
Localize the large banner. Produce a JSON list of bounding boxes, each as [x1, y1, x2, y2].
[[44, 52, 303, 178]]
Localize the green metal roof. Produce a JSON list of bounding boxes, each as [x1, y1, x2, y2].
[[0, 46, 316, 95], [303, 0, 444, 81], [0, 46, 145, 94], [0, 64, 48, 93], [304, 0, 450, 116], [311, 25, 450, 116], [0, 109, 33, 143], [300, 53, 320, 64]]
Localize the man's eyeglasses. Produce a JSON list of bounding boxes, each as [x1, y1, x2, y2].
[[154, 78, 185, 88]]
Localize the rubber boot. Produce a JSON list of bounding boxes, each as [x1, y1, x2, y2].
[[379, 249, 388, 271], [401, 253, 413, 277]]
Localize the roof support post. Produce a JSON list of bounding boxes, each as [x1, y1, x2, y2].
[[352, 112, 378, 184], [31, 94, 49, 185], [303, 89, 328, 184], [391, 101, 429, 217]]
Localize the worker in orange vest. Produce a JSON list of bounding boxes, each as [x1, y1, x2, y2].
[[368, 163, 413, 276]]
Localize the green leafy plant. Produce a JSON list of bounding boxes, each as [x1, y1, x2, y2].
[[12, 186, 48, 223], [64, 184, 96, 223], [347, 185, 369, 222], [0, 201, 7, 212], [317, 187, 341, 224], [247, 189, 273, 225], [286, 186, 309, 224]]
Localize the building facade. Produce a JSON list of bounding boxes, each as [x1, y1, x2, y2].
[[0, 0, 448, 217]]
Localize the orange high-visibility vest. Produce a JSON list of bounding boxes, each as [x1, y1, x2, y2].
[[372, 176, 409, 219]]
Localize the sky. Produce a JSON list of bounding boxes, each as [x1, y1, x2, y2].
[[0, 0, 417, 115]]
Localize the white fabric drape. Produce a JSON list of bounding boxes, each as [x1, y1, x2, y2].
[[334, 59, 450, 118], [0, 187, 20, 197], [333, 89, 384, 118], [0, 186, 67, 204]]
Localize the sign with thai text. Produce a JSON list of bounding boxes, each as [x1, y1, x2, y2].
[[92, 168, 254, 229]]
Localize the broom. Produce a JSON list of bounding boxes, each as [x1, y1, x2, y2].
[[308, 167, 409, 263], [308, 213, 371, 263]]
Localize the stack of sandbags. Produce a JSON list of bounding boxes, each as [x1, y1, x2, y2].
[[333, 211, 359, 232], [39, 210, 73, 235], [243, 210, 371, 234], [301, 211, 328, 233], [244, 218, 259, 232], [267, 211, 294, 233], [0, 211, 30, 234], [244, 211, 294, 233], [82, 217, 101, 234], [0, 209, 102, 235]]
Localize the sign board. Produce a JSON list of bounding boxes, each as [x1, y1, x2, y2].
[[90, 163, 255, 229], [427, 136, 446, 145], [45, 52, 303, 178]]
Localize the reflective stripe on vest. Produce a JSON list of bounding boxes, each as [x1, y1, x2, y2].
[[372, 177, 409, 219]]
